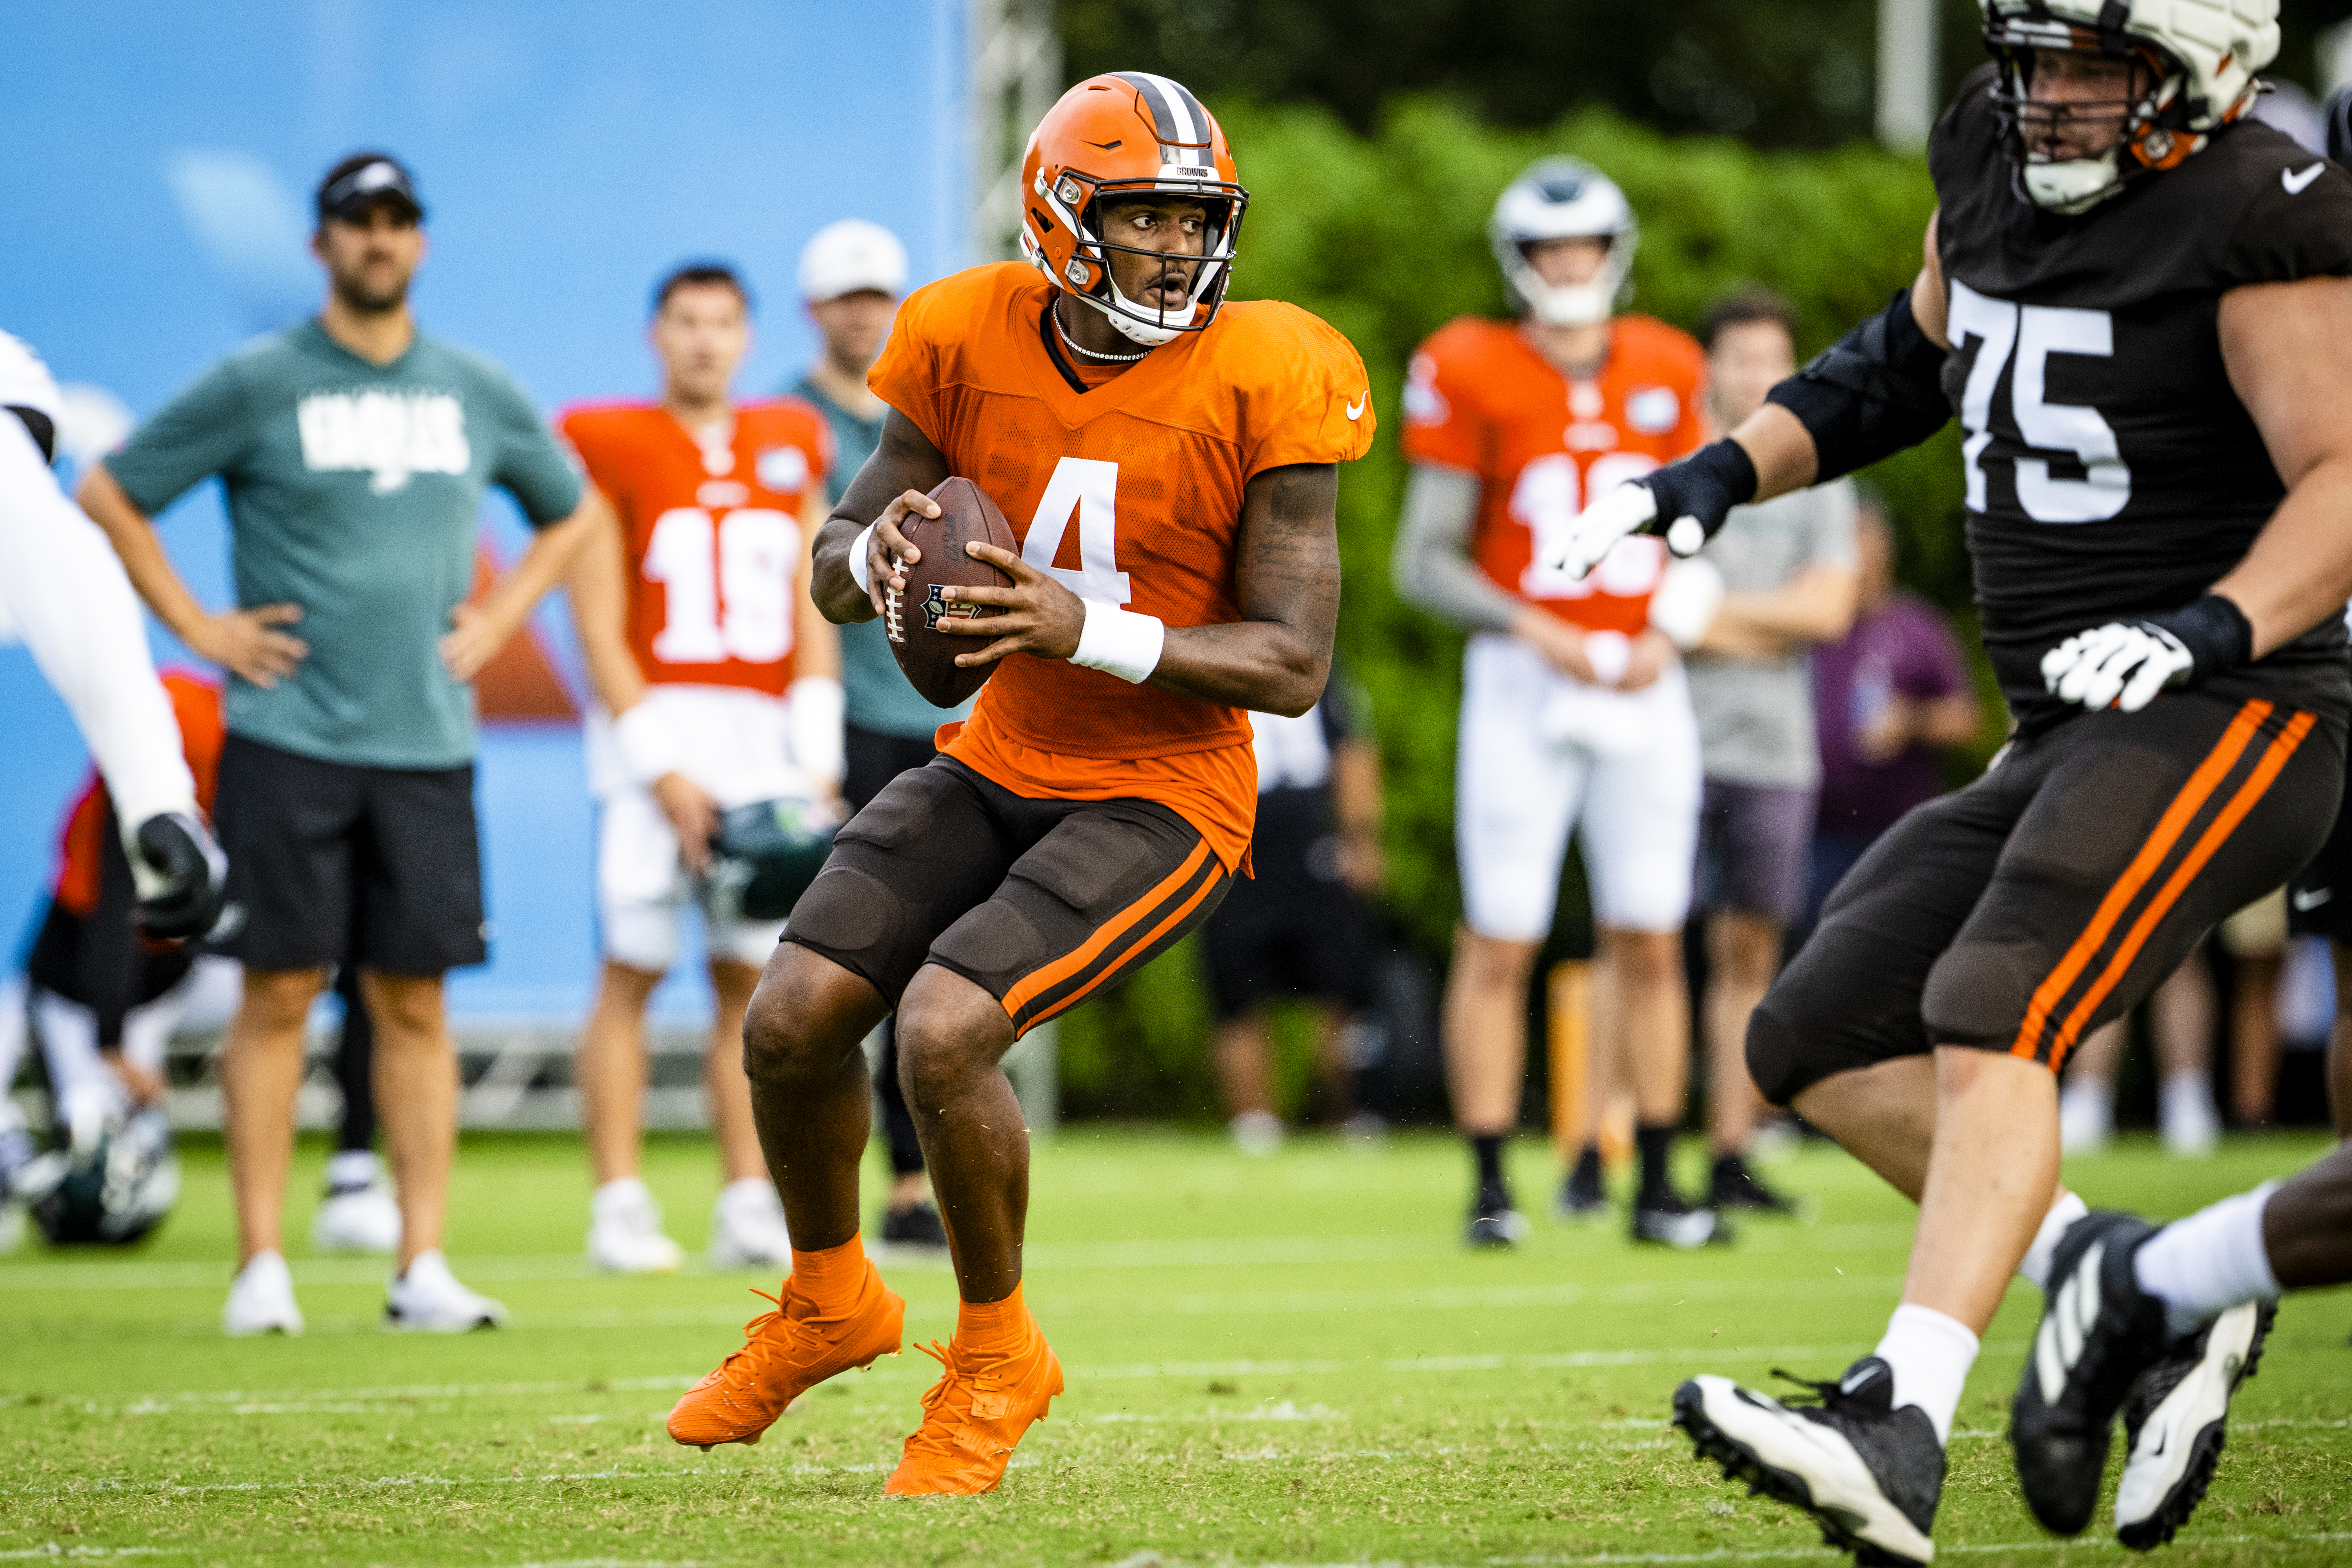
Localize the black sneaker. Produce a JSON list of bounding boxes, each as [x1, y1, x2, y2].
[[2113, 1299, 2273, 1551], [880, 1199, 950, 1250], [1466, 1180, 1530, 1248], [1632, 1189, 1731, 1248], [1556, 1150, 1608, 1220], [2011, 1210, 2172, 1536], [1674, 1358, 1941, 1567], [1710, 1152, 1799, 1215]]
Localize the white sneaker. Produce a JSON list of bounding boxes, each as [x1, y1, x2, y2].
[[312, 1152, 402, 1254], [1230, 1110, 1284, 1157], [2059, 1080, 2114, 1155], [222, 1250, 305, 1336], [2159, 1072, 2220, 1158], [384, 1249, 506, 1332], [586, 1178, 684, 1274], [708, 1178, 792, 1270]]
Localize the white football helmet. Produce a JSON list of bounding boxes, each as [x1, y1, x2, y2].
[[1489, 158, 1637, 328], [1982, 0, 2278, 213]]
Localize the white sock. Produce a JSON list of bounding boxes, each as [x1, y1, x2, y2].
[[2018, 1190, 2091, 1291], [1872, 1303, 1979, 1446], [718, 1177, 775, 1210], [2132, 1182, 2282, 1336], [325, 1149, 381, 1189], [593, 1176, 653, 1216]]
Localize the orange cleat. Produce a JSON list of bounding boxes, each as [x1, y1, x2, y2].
[[666, 1263, 904, 1450], [883, 1316, 1065, 1497]]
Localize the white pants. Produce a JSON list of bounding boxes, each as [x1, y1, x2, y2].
[[14, 957, 239, 1135], [585, 685, 808, 974], [1456, 631, 1702, 940], [0, 414, 196, 830]]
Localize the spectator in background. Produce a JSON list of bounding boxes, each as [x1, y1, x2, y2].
[[79, 152, 606, 1335], [1681, 287, 1858, 1215], [1804, 493, 1982, 930], [786, 220, 953, 1251], [1203, 666, 1384, 1154]]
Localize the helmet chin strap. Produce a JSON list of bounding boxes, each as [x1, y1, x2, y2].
[[2022, 147, 2128, 213], [1064, 274, 1202, 347], [1524, 279, 1616, 329]]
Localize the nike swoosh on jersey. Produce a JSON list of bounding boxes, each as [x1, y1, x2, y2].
[[2284, 163, 2325, 195], [2294, 886, 2333, 910], [1345, 394, 1367, 421]]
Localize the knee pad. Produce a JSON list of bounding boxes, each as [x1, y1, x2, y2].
[[1744, 997, 1820, 1109]]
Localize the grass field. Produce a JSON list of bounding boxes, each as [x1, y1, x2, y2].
[[4, 1127, 2349, 1567]]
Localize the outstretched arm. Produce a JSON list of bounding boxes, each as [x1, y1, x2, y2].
[[935, 461, 1343, 717], [1553, 212, 1950, 577]]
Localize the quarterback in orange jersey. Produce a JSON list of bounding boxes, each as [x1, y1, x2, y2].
[[1392, 158, 1728, 1250], [562, 262, 842, 1278], [662, 73, 1372, 1495]]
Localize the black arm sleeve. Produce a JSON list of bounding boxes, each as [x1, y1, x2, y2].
[[1764, 286, 1952, 483]]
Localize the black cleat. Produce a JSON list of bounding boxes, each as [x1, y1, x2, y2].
[[1556, 1149, 1608, 1220], [1674, 1358, 1941, 1566], [2113, 1300, 2273, 1551], [1466, 1180, 1530, 1247], [129, 811, 229, 941], [880, 1199, 950, 1251], [1711, 1152, 1800, 1215], [1633, 1189, 1731, 1248], [2011, 1210, 2172, 1536]]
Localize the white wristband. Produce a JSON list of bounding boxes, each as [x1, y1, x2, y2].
[[847, 522, 879, 595], [1647, 555, 1725, 651], [613, 700, 681, 785], [787, 675, 846, 787], [1069, 599, 1165, 684]]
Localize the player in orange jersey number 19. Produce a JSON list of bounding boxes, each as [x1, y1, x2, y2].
[[664, 71, 1374, 1496]]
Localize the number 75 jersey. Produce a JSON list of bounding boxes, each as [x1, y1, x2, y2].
[[558, 399, 832, 696], [1931, 62, 2352, 728], [1401, 313, 1707, 635]]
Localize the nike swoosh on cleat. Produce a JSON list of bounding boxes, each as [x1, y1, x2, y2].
[[2284, 163, 2324, 194]]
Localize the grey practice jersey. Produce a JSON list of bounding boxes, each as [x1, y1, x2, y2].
[[1932, 64, 2352, 731]]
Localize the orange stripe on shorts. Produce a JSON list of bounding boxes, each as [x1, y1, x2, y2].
[[2008, 700, 2269, 1061], [1018, 858, 1227, 1030], [1000, 840, 1213, 1020], [2047, 708, 2316, 1070]]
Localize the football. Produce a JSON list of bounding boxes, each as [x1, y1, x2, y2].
[[886, 475, 1018, 708]]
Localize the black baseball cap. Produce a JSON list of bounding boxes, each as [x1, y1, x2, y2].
[[316, 152, 425, 224]]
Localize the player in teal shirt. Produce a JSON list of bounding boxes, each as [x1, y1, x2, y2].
[[80, 152, 606, 1339]]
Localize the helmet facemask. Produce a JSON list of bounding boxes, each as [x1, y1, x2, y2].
[[1029, 170, 1248, 347], [1984, 2, 2263, 214], [1488, 158, 1638, 328], [1503, 235, 1631, 329]]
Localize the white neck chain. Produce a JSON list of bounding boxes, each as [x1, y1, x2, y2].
[[1055, 304, 1149, 363]]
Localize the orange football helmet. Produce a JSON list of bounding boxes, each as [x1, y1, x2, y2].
[[1019, 72, 1248, 346]]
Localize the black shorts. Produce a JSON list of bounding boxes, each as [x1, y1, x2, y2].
[[2288, 775, 2352, 941], [1750, 691, 2341, 1105], [844, 724, 940, 816], [212, 734, 486, 976], [785, 757, 1232, 1037], [1201, 872, 1370, 1020]]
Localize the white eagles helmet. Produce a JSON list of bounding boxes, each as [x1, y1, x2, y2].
[[1982, 0, 2279, 213], [1489, 158, 1637, 329]]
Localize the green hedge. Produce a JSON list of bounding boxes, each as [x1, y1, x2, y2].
[[1056, 98, 1980, 1123]]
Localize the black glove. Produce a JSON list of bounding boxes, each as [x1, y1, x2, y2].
[[129, 811, 229, 942], [1548, 438, 1758, 578]]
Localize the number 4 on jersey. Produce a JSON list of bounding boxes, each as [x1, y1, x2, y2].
[[1022, 457, 1132, 605]]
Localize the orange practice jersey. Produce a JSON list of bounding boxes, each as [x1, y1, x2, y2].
[[1401, 314, 1706, 635], [559, 400, 832, 696], [54, 672, 225, 917], [870, 262, 1375, 872]]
